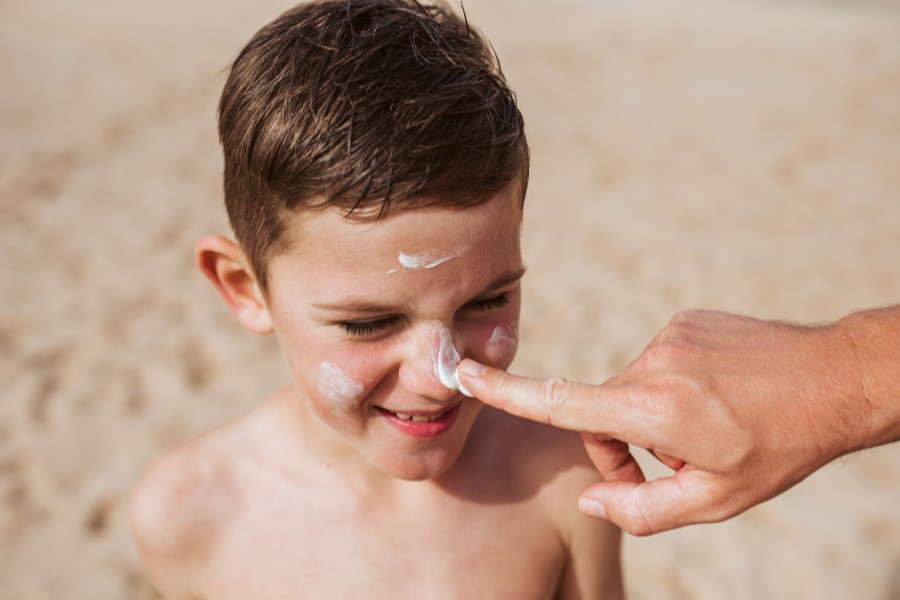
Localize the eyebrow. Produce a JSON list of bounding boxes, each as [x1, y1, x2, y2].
[[311, 267, 527, 315]]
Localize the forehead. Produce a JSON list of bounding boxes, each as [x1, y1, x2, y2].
[[291, 187, 518, 257], [267, 186, 523, 301]]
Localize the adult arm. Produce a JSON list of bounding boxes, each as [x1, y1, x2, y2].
[[458, 306, 900, 536]]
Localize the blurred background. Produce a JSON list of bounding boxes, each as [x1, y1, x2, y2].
[[1, 0, 899, 598]]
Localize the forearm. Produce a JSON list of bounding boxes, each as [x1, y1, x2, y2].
[[834, 305, 900, 452]]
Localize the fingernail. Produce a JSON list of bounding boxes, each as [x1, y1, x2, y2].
[[454, 366, 474, 397], [578, 498, 607, 520], [458, 359, 486, 377]]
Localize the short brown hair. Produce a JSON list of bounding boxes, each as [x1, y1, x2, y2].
[[218, 0, 529, 291]]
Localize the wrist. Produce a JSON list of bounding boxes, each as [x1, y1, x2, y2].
[[832, 306, 900, 452]]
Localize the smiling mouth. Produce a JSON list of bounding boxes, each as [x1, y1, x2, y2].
[[392, 411, 443, 422], [375, 403, 462, 438], [376, 405, 456, 423]]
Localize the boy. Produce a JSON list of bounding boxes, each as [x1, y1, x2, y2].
[[129, 1, 623, 598]]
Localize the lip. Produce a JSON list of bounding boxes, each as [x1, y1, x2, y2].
[[375, 402, 462, 439]]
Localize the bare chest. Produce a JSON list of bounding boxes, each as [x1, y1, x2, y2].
[[202, 492, 566, 600]]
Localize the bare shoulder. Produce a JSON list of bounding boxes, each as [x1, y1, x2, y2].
[[465, 407, 608, 516], [129, 429, 240, 596], [128, 391, 286, 597], [473, 409, 623, 598], [130, 434, 236, 554], [129, 389, 296, 556], [477, 407, 601, 489]]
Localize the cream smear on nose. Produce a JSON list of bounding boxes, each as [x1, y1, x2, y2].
[[432, 324, 473, 397], [387, 245, 470, 274], [314, 361, 365, 413]]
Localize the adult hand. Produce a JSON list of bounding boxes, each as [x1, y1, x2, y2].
[[458, 307, 900, 536]]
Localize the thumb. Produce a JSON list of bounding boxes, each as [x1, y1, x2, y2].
[[577, 471, 716, 536], [457, 359, 627, 435]]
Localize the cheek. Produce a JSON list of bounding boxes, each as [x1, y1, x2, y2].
[[312, 361, 366, 415], [483, 323, 518, 367], [463, 319, 518, 370]]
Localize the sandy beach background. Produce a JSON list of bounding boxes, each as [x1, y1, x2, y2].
[[2, 0, 899, 598]]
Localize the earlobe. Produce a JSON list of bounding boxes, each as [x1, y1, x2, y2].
[[194, 235, 273, 334]]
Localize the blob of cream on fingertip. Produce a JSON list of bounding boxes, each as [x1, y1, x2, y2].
[[452, 365, 474, 398]]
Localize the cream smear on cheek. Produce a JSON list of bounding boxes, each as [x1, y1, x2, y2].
[[313, 361, 365, 414], [430, 323, 474, 397], [387, 245, 470, 274], [486, 324, 518, 361]]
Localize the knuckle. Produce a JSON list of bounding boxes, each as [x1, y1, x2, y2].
[[539, 377, 570, 421], [668, 308, 705, 326], [618, 502, 655, 537], [650, 341, 676, 366], [626, 375, 709, 439], [639, 337, 688, 372], [669, 308, 725, 327], [624, 316, 708, 379], [624, 384, 666, 425]]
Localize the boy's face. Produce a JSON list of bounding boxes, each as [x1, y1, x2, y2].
[[265, 185, 523, 481]]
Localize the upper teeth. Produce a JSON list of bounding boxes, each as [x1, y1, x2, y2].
[[394, 412, 440, 422]]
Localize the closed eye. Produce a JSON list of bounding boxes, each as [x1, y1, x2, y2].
[[337, 291, 512, 336], [466, 293, 509, 312], [339, 317, 399, 337]]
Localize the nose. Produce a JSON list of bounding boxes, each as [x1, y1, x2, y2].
[[397, 322, 465, 402]]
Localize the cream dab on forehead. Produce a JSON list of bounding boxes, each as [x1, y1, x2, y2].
[[314, 361, 365, 413], [387, 245, 470, 274]]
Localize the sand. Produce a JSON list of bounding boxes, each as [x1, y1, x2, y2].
[[2, 0, 899, 598]]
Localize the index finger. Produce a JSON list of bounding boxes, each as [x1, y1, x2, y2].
[[457, 359, 631, 437]]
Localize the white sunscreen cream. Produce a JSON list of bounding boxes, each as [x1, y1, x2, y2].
[[487, 325, 517, 355], [314, 361, 365, 413], [432, 324, 473, 397], [387, 245, 470, 274]]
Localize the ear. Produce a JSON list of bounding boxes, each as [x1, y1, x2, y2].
[[195, 235, 273, 334]]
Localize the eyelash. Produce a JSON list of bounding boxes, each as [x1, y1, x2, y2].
[[339, 317, 399, 337], [468, 292, 509, 312], [337, 293, 510, 337]]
